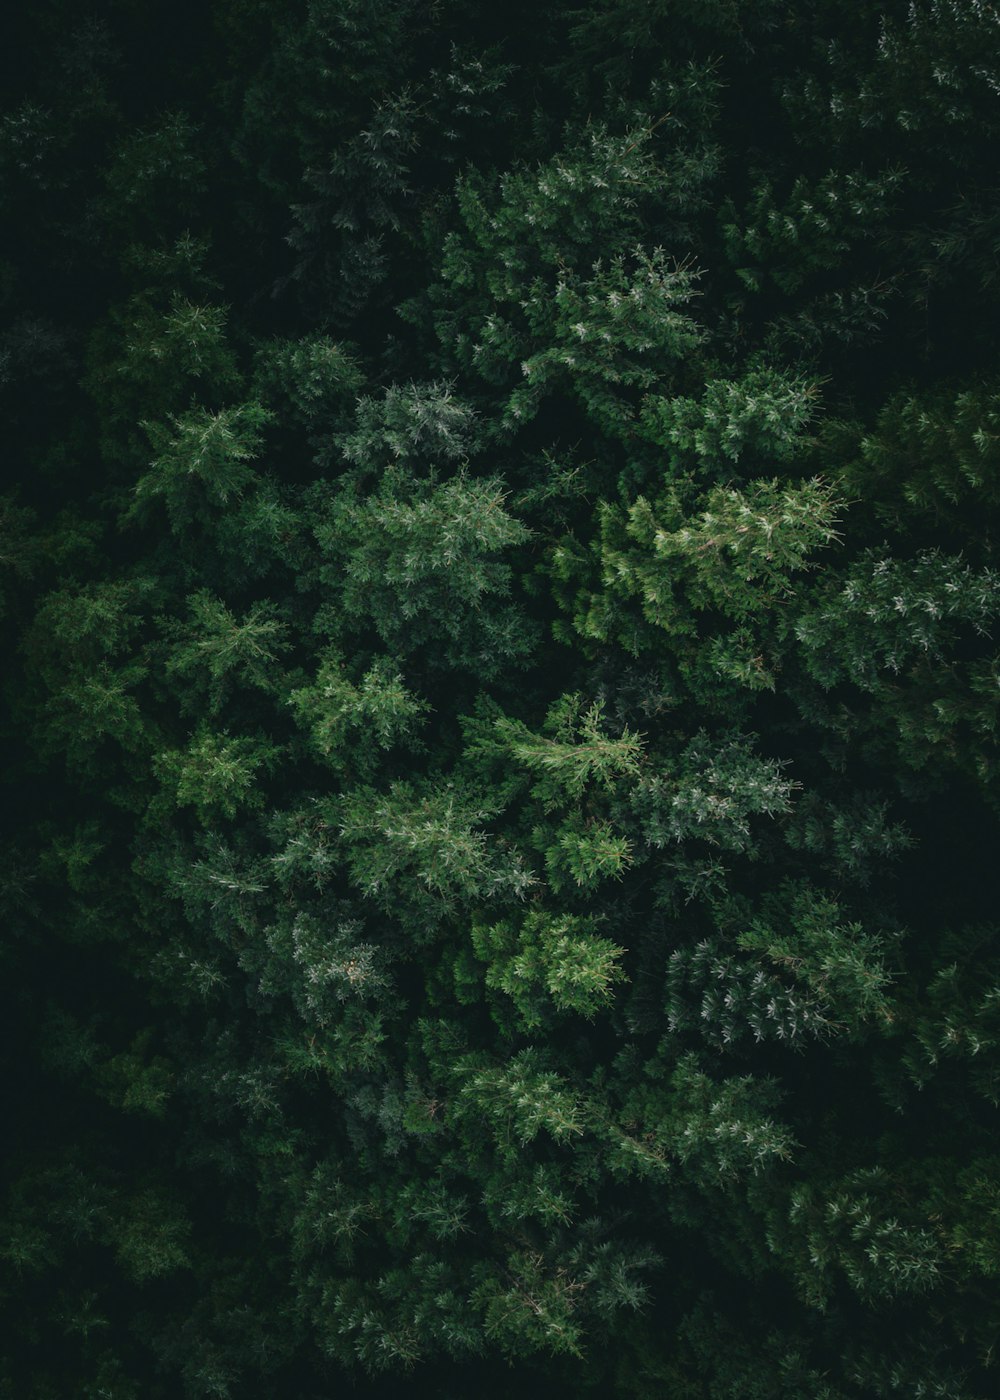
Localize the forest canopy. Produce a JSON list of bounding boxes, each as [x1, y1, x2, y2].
[[3, 2, 1000, 1396]]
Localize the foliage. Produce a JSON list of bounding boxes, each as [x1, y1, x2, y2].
[[4, 2, 1000, 1396]]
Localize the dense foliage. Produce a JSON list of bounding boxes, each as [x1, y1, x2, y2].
[[4, 2, 1000, 1395]]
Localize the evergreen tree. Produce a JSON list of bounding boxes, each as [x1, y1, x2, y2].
[[5, 2, 1000, 1396]]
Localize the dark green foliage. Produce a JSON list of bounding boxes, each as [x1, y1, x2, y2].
[[4, 2, 1000, 1397]]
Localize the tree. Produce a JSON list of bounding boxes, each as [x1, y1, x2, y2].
[[129, 401, 273, 533], [309, 465, 537, 678]]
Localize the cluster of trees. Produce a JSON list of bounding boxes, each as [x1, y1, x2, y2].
[[3, 1, 1000, 1395]]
